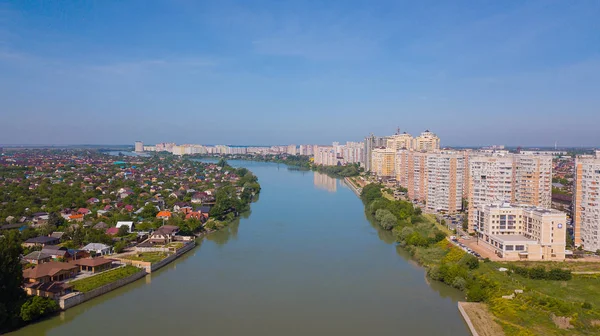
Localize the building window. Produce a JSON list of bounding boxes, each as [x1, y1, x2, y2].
[[506, 245, 514, 251], [515, 245, 525, 251]]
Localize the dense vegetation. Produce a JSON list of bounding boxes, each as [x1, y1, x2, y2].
[[362, 182, 600, 335], [313, 163, 361, 177], [0, 232, 59, 332]]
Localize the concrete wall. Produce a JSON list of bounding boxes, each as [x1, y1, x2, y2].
[[457, 302, 479, 336], [150, 241, 195, 272], [59, 269, 147, 310]]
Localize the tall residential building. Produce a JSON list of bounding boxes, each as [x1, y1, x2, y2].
[[413, 130, 440, 152], [363, 134, 387, 171], [474, 203, 567, 261], [386, 132, 413, 151], [426, 152, 465, 214], [287, 145, 297, 155], [573, 154, 600, 251], [395, 150, 428, 202], [134, 141, 144, 152], [371, 148, 396, 178], [467, 153, 552, 232], [314, 146, 338, 166]]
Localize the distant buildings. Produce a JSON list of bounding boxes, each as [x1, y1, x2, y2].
[[573, 153, 600, 251], [287, 144, 297, 155], [314, 146, 338, 166], [474, 203, 567, 261], [134, 141, 144, 152]]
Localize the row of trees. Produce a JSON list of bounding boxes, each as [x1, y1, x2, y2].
[[313, 163, 361, 177]]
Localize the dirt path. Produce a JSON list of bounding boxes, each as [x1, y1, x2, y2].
[[459, 302, 505, 336]]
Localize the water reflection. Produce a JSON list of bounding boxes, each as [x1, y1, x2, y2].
[[313, 172, 337, 192], [205, 218, 241, 246]]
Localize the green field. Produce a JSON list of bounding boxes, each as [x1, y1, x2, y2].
[[70, 265, 141, 293], [122, 252, 170, 263]]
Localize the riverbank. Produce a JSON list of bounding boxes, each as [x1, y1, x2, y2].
[[359, 182, 600, 336]]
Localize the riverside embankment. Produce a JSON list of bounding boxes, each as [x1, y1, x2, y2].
[[11, 161, 468, 336]]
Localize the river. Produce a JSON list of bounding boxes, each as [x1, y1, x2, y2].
[[11, 160, 469, 335]]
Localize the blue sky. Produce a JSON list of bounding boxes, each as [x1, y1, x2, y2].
[[1, 0, 599, 146]]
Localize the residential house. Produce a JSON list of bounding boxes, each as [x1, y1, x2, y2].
[[41, 246, 72, 260], [23, 251, 53, 264], [82, 243, 112, 256], [148, 225, 180, 244], [156, 210, 172, 220], [22, 236, 60, 248], [116, 221, 134, 233], [106, 227, 119, 236], [70, 258, 113, 273], [24, 281, 72, 299], [93, 222, 108, 230], [23, 261, 79, 283], [69, 213, 84, 222], [50, 231, 65, 241]]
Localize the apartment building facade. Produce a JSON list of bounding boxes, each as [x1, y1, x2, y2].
[[474, 203, 566, 261], [413, 130, 440, 152], [573, 154, 600, 251], [371, 148, 396, 178], [426, 152, 464, 214], [467, 153, 552, 232]]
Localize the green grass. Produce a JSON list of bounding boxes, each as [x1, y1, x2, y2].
[[122, 252, 170, 263], [473, 262, 600, 335], [70, 265, 141, 293]]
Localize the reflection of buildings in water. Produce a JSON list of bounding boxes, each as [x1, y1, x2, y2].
[[314, 172, 337, 192]]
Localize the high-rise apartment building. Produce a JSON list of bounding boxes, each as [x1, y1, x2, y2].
[[413, 130, 440, 152], [134, 141, 144, 152], [363, 134, 387, 171], [467, 153, 552, 232], [386, 132, 413, 151], [474, 203, 566, 261], [287, 145, 297, 155], [314, 146, 338, 166], [426, 152, 464, 214], [573, 154, 600, 251], [396, 150, 428, 202], [371, 148, 396, 178]]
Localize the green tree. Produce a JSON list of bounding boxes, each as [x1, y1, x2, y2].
[[0, 232, 26, 332], [117, 225, 129, 237], [19, 296, 59, 322], [380, 213, 397, 230]]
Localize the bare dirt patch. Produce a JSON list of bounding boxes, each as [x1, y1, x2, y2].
[[460, 302, 505, 336], [551, 314, 573, 329]]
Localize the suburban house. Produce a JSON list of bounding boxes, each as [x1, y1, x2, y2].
[[156, 210, 172, 220], [24, 281, 72, 299], [116, 221, 134, 233], [22, 236, 60, 248], [106, 227, 119, 235], [23, 251, 53, 264], [93, 222, 109, 230], [70, 258, 114, 273], [23, 261, 79, 283], [148, 225, 180, 244], [82, 243, 112, 256], [69, 213, 84, 222], [50, 231, 65, 241]]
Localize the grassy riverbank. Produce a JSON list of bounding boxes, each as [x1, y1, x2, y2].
[[70, 265, 141, 293], [361, 183, 600, 335]]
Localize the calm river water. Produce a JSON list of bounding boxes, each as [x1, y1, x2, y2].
[[11, 161, 469, 335]]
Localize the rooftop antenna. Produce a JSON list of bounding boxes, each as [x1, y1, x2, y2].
[[396, 126, 400, 135], [555, 141, 557, 150]]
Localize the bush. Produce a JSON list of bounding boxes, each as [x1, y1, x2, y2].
[[20, 296, 59, 322], [459, 254, 480, 270], [113, 241, 127, 254], [380, 213, 397, 230], [582, 301, 592, 309], [452, 277, 467, 291]]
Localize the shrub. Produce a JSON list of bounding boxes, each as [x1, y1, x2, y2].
[[459, 254, 480, 270], [20, 296, 59, 322], [582, 301, 592, 309], [452, 277, 467, 291]]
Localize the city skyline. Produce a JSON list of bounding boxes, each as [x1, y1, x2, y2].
[[1, 1, 599, 146]]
